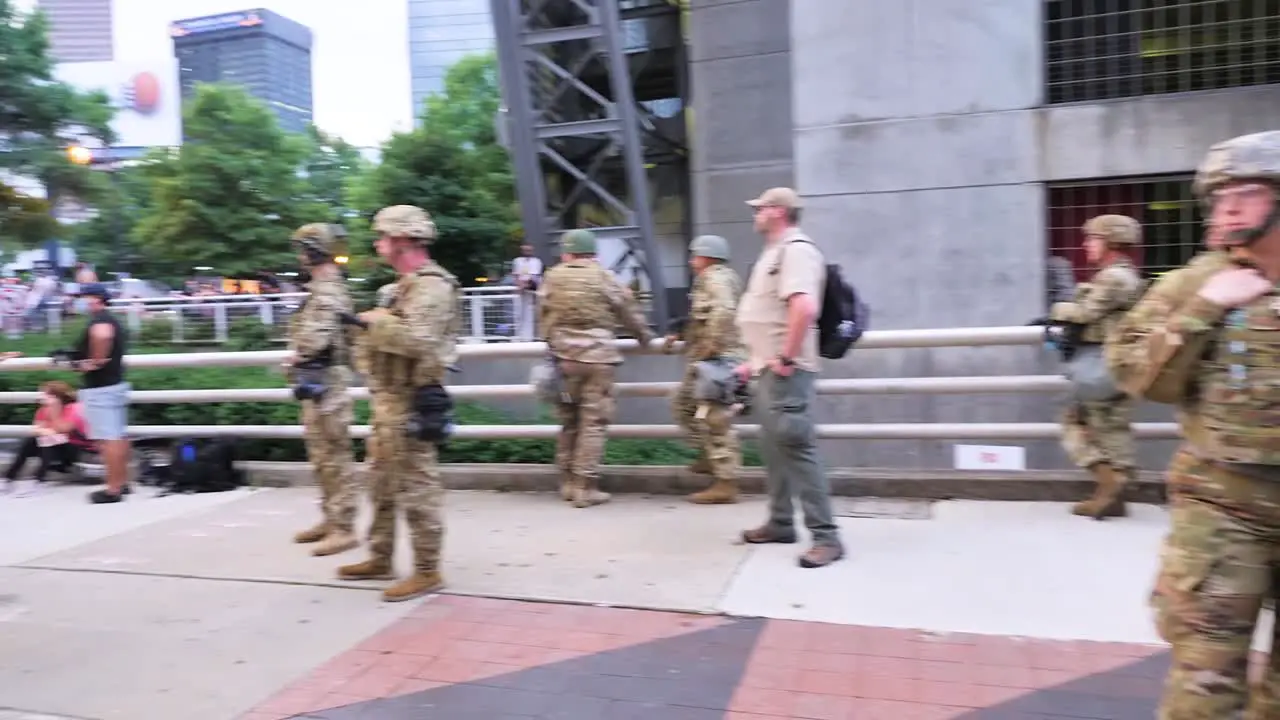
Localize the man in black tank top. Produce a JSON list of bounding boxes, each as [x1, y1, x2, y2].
[[71, 284, 131, 504]]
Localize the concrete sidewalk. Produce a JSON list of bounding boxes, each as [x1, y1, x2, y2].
[[0, 485, 1268, 720]]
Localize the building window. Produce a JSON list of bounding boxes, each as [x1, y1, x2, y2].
[[1047, 174, 1202, 281], [1045, 0, 1280, 104]]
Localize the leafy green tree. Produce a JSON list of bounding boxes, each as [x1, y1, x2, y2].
[[297, 125, 366, 224], [348, 52, 518, 286], [0, 2, 116, 247], [131, 84, 308, 279]]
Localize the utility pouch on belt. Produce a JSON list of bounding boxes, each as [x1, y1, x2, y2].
[[530, 355, 569, 405], [291, 358, 331, 401], [405, 383, 455, 444], [1063, 344, 1123, 402], [692, 357, 751, 414]]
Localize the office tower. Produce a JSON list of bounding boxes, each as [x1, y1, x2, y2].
[[170, 8, 313, 134], [406, 0, 494, 113], [36, 0, 114, 62]]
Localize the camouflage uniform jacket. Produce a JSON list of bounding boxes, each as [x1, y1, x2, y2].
[[678, 264, 746, 363], [353, 283, 397, 393], [538, 258, 654, 364], [361, 262, 462, 393], [1049, 258, 1142, 343], [1107, 252, 1280, 464], [287, 275, 352, 387]]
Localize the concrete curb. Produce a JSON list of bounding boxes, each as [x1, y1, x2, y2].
[[243, 461, 1168, 504]]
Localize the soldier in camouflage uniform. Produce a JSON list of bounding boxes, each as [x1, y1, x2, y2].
[[1048, 215, 1144, 519], [1107, 130, 1280, 720], [539, 229, 655, 508], [337, 205, 461, 602], [352, 283, 399, 492], [663, 235, 746, 504], [286, 223, 359, 556]]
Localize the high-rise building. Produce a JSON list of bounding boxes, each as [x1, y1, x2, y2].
[[406, 0, 494, 114], [36, 0, 114, 62], [170, 9, 314, 134]]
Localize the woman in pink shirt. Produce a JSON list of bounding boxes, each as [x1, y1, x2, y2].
[[3, 381, 92, 491]]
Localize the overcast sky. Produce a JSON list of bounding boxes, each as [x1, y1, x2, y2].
[[109, 0, 417, 147]]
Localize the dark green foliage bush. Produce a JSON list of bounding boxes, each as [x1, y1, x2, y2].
[[0, 331, 761, 465]]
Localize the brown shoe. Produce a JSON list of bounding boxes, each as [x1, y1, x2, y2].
[[1072, 464, 1128, 520], [312, 531, 358, 557], [571, 477, 611, 508], [293, 523, 328, 544], [741, 525, 797, 544], [688, 479, 738, 504], [337, 558, 395, 581], [382, 571, 445, 602], [558, 471, 575, 502], [798, 544, 845, 569]]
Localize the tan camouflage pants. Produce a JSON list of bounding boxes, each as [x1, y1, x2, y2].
[[366, 393, 445, 574], [302, 395, 356, 533], [1060, 396, 1135, 472], [1153, 450, 1280, 719], [554, 361, 616, 483], [671, 364, 739, 480]]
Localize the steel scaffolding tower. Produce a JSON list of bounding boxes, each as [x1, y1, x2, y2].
[[491, 0, 682, 326]]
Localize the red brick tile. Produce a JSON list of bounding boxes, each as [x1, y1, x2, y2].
[[792, 669, 853, 697], [729, 687, 798, 716], [238, 712, 288, 720], [972, 684, 1032, 706], [441, 639, 506, 662], [412, 657, 485, 683], [392, 677, 445, 694], [395, 631, 452, 656], [791, 691, 858, 719], [724, 714, 794, 720], [849, 675, 916, 702], [332, 667, 405, 699], [914, 660, 977, 684], [914, 680, 984, 708], [253, 688, 331, 716], [796, 651, 860, 674], [552, 630, 625, 653], [751, 647, 806, 669], [366, 651, 432, 679], [915, 641, 976, 664], [739, 662, 802, 691], [319, 692, 370, 711], [755, 620, 812, 650]]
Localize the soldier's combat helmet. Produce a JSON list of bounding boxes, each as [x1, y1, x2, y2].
[[372, 205, 437, 244], [689, 234, 730, 261], [1081, 215, 1141, 246], [560, 228, 597, 255], [1194, 130, 1280, 246], [292, 223, 341, 265]]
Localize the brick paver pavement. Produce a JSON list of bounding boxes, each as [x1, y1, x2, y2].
[[242, 594, 1266, 720]]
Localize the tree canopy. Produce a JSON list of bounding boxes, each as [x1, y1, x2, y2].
[[130, 84, 309, 279], [348, 51, 519, 287], [0, 1, 116, 250]]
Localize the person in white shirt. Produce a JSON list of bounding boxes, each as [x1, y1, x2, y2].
[[511, 244, 544, 340]]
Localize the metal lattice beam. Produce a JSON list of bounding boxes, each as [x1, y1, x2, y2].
[[491, 0, 674, 326]]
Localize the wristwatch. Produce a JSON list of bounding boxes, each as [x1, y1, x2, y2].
[[776, 355, 795, 367]]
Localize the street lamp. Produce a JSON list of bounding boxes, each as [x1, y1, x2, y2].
[[65, 144, 125, 273]]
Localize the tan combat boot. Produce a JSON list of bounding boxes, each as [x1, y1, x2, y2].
[[688, 477, 738, 504], [293, 522, 328, 544], [383, 571, 445, 603], [1072, 464, 1128, 520], [337, 557, 396, 581], [558, 470, 575, 501], [311, 530, 359, 557], [571, 476, 611, 508]]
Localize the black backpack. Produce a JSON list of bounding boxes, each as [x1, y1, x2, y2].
[[777, 238, 869, 359], [156, 437, 247, 494]]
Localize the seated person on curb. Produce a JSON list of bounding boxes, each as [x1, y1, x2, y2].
[[3, 381, 92, 492]]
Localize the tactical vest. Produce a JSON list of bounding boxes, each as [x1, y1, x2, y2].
[[371, 265, 460, 390], [546, 262, 614, 329], [1196, 288, 1280, 465], [1076, 263, 1141, 344]]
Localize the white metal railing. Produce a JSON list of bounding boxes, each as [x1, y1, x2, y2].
[[19, 289, 533, 343], [0, 326, 1182, 440]]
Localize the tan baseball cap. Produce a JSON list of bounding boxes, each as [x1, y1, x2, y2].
[[745, 187, 803, 209]]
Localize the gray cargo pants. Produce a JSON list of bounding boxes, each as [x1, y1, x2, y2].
[[756, 369, 841, 547]]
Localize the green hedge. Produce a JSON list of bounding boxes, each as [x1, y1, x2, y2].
[[1, 329, 761, 466]]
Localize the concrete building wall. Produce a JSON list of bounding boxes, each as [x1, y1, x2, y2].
[[676, 0, 1280, 469]]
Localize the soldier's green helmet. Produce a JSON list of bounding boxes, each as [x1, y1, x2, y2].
[[1081, 215, 1141, 246], [560, 229, 597, 255], [372, 205, 436, 244], [1193, 130, 1280, 245], [292, 223, 341, 261], [689, 234, 730, 261]]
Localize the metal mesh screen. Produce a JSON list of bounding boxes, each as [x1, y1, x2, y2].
[[1047, 175, 1203, 283], [1046, 0, 1280, 104]]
